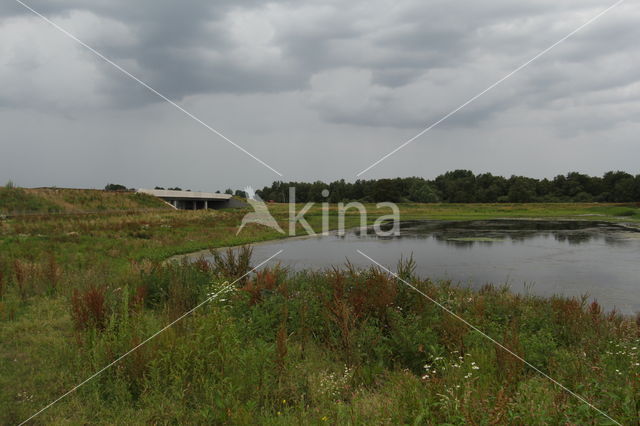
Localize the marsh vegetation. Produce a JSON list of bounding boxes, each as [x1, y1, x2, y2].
[[1, 201, 639, 423]]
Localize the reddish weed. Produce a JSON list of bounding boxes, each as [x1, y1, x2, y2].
[[70, 286, 108, 330], [495, 321, 523, 386], [240, 269, 279, 306], [44, 253, 61, 293], [13, 259, 26, 300]]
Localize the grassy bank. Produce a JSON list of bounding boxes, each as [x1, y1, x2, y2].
[[0, 187, 170, 214], [1, 203, 639, 424]]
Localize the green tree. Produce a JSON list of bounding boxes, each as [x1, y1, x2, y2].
[[104, 183, 127, 191], [408, 181, 439, 202], [508, 177, 536, 202]]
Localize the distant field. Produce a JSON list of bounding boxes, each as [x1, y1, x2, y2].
[[1, 185, 638, 222], [395, 202, 640, 221], [267, 202, 640, 223]]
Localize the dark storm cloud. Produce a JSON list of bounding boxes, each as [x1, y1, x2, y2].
[[2, 0, 638, 133], [1, 0, 640, 190], [1, 0, 305, 109]]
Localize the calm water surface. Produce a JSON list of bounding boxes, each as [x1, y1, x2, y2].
[[195, 220, 640, 314]]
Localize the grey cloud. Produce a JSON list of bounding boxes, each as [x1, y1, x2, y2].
[[2, 0, 638, 132], [1, 0, 640, 189]]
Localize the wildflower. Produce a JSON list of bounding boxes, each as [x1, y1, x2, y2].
[[422, 374, 429, 380], [321, 416, 328, 421]]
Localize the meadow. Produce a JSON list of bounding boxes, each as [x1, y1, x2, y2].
[[1, 194, 640, 424]]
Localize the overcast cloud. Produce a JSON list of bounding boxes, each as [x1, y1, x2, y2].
[[1, 0, 639, 191]]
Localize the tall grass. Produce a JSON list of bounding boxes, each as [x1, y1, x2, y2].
[[30, 254, 635, 424]]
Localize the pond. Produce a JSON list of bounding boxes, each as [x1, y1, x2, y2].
[[188, 220, 640, 314]]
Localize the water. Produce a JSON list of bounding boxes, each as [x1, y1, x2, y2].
[[191, 220, 640, 314]]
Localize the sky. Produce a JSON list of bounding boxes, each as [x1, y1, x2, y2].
[[1, 0, 639, 192]]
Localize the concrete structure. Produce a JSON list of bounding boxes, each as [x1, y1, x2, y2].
[[137, 189, 246, 210]]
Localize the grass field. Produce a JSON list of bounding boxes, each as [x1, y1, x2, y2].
[[0, 187, 170, 215], [1, 199, 639, 424]]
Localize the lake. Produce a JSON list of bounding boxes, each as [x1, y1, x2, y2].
[[188, 220, 640, 314]]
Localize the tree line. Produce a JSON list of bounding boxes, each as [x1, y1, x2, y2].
[[252, 170, 640, 203]]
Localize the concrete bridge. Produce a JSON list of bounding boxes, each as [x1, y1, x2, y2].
[[137, 189, 245, 210]]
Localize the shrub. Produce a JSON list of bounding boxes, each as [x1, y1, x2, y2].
[[210, 245, 253, 282], [70, 285, 109, 331]]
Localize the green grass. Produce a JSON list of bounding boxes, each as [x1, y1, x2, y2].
[[0, 187, 170, 214], [1, 203, 639, 424], [589, 205, 640, 219], [393, 202, 640, 222], [0, 187, 62, 214]]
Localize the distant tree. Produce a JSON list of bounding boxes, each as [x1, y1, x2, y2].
[[373, 179, 401, 202], [168, 187, 182, 191], [154, 186, 165, 190], [250, 170, 637, 204], [328, 179, 347, 203], [573, 192, 593, 202], [224, 188, 233, 195], [104, 183, 127, 191], [310, 181, 330, 202], [434, 170, 477, 202], [215, 190, 221, 194], [234, 189, 247, 198], [408, 181, 438, 203], [614, 177, 636, 202], [507, 177, 536, 203]]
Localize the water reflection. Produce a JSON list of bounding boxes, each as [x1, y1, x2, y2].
[[191, 220, 640, 314], [396, 220, 635, 248]]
